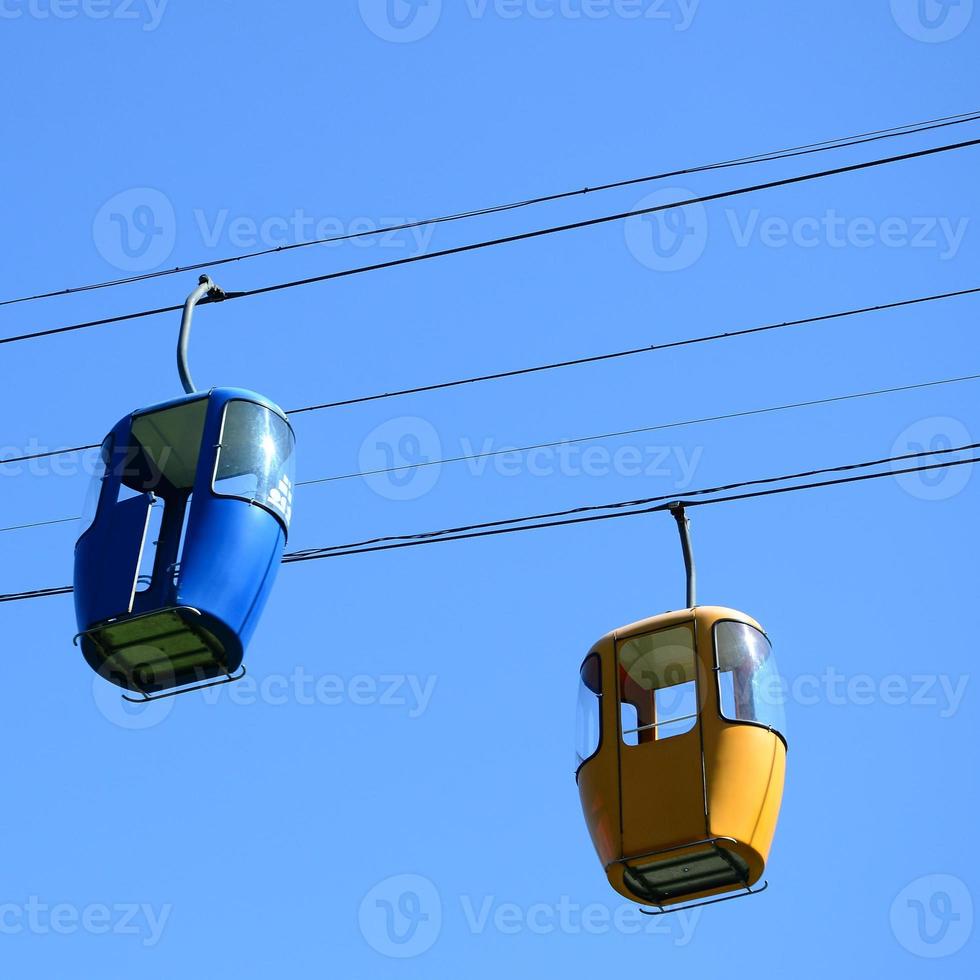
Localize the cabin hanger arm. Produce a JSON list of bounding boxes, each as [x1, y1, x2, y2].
[[668, 502, 697, 608], [177, 274, 227, 395]]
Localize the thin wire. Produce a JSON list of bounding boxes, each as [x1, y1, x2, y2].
[[0, 444, 100, 466], [0, 587, 74, 603], [4, 283, 978, 470], [0, 516, 77, 535], [5, 371, 976, 535], [283, 443, 980, 561], [221, 137, 980, 304], [285, 441, 980, 558], [4, 447, 974, 601], [4, 108, 979, 310], [4, 135, 980, 348], [296, 372, 980, 487], [0, 302, 185, 347], [283, 456, 979, 561], [287, 285, 980, 414]]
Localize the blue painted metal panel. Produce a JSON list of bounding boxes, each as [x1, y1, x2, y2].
[[75, 492, 153, 624]]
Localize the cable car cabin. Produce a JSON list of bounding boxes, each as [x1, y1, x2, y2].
[[575, 606, 786, 912], [74, 387, 295, 699]]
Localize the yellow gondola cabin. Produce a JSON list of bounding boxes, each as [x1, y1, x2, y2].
[[575, 507, 787, 913]]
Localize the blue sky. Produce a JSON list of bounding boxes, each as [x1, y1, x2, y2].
[[0, 1, 977, 976]]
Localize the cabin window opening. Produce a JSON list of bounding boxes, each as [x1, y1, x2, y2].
[[621, 702, 640, 747], [618, 624, 698, 744], [127, 397, 208, 496], [135, 498, 164, 593], [173, 493, 193, 587]]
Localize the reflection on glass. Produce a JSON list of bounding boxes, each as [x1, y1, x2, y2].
[[715, 621, 786, 736], [213, 401, 295, 527], [79, 437, 112, 535], [576, 653, 602, 766]]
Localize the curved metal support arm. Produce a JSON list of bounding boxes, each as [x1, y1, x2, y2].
[[668, 502, 697, 609], [177, 274, 227, 394]]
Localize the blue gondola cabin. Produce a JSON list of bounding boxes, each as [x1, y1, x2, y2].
[[74, 387, 295, 698]]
